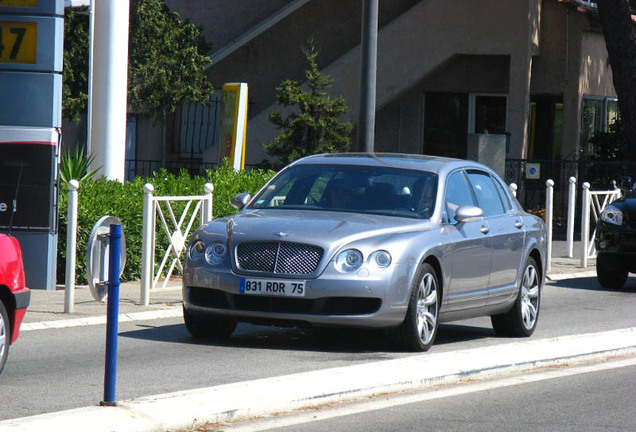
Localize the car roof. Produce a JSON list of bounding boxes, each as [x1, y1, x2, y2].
[[292, 153, 494, 177]]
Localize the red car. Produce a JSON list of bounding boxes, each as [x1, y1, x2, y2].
[[0, 233, 30, 375]]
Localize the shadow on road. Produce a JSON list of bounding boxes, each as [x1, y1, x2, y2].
[[550, 276, 636, 292], [119, 320, 498, 355]]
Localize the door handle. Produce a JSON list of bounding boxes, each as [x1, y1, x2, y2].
[[480, 225, 490, 234], [515, 220, 524, 229]]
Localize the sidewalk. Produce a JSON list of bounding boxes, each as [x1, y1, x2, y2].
[[547, 239, 597, 281], [21, 281, 183, 331]]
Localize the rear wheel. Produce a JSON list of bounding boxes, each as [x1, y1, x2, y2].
[[392, 263, 439, 352], [596, 253, 628, 289], [491, 256, 541, 337], [0, 300, 10, 375], [183, 306, 236, 340]]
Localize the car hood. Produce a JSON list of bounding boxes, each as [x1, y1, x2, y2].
[[219, 209, 431, 256]]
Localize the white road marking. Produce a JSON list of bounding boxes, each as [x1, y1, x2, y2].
[[223, 356, 636, 432]]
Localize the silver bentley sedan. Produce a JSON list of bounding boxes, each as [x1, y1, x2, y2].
[[183, 153, 547, 351]]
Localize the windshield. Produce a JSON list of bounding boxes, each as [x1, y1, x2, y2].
[[249, 164, 438, 219]]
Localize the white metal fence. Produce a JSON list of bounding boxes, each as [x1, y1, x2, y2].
[[513, 177, 621, 272], [140, 183, 214, 305], [580, 182, 621, 268]]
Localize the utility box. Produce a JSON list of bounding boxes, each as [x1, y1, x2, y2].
[[467, 134, 506, 178]]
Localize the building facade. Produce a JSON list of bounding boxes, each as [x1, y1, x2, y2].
[[63, 0, 619, 185]]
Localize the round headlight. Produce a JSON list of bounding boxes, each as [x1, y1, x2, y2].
[[369, 250, 392, 268], [335, 249, 364, 273], [205, 242, 227, 265], [189, 240, 205, 261], [601, 205, 623, 226]]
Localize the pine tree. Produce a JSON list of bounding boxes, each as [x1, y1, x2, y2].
[[265, 40, 353, 164]]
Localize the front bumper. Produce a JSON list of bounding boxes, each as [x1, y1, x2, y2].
[[596, 222, 636, 271], [183, 263, 414, 329]]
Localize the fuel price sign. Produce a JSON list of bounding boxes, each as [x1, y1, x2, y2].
[[0, 20, 36, 64]]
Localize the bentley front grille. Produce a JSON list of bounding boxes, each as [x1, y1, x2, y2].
[[236, 241, 324, 275]]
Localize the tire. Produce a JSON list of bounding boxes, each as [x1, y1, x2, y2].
[[0, 300, 10, 375], [596, 253, 628, 289], [183, 306, 236, 340], [491, 256, 541, 337], [392, 263, 440, 352]]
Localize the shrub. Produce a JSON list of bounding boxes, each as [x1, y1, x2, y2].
[[58, 163, 275, 284]]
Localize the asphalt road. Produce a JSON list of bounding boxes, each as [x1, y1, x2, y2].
[[223, 359, 636, 432], [1, 275, 635, 421]]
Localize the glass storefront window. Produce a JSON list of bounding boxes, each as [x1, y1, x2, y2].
[[606, 99, 619, 127], [580, 96, 619, 156], [580, 97, 603, 149], [474, 95, 507, 134]]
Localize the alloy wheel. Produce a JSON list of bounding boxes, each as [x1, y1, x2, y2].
[[416, 272, 438, 345], [520, 264, 539, 330]]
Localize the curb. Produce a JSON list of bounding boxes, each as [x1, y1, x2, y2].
[[20, 307, 182, 332], [546, 270, 597, 282], [2, 327, 635, 432]]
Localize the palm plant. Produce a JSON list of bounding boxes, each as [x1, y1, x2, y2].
[[59, 145, 99, 184]]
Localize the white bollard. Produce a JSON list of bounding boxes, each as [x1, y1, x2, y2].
[[203, 183, 214, 224], [581, 182, 591, 268], [566, 177, 576, 258], [509, 183, 518, 198], [64, 180, 80, 313], [545, 179, 554, 273], [140, 183, 155, 305]]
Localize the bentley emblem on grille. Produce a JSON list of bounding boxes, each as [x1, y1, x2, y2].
[[273, 232, 289, 237]]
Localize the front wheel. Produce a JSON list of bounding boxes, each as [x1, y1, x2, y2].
[[391, 263, 440, 352], [0, 300, 10, 375], [183, 306, 237, 340], [491, 256, 541, 337], [596, 253, 628, 289]]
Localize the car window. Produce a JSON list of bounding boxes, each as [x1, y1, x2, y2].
[[444, 171, 475, 222], [250, 164, 438, 219], [466, 171, 506, 217], [492, 177, 513, 212]]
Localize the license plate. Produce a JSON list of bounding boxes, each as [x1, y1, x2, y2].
[[239, 278, 306, 297]]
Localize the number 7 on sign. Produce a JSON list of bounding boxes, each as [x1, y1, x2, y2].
[[0, 22, 36, 64]]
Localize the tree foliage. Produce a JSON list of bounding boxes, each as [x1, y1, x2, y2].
[[583, 119, 626, 160], [265, 40, 353, 165], [62, 8, 89, 123], [128, 0, 212, 120], [62, 0, 212, 123]]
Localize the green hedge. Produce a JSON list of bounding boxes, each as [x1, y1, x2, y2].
[[57, 164, 275, 284]]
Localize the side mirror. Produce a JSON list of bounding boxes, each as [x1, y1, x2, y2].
[[231, 193, 252, 210], [454, 205, 484, 223], [616, 176, 635, 193]]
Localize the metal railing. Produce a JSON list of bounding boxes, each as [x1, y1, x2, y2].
[[504, 159, 636, 232], [140, 183, 214, 305], [167, 99, 221, 159], [580, 183, 621, 268]]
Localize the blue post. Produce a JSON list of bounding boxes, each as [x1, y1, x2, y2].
[[102, 224, 121, 406]]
